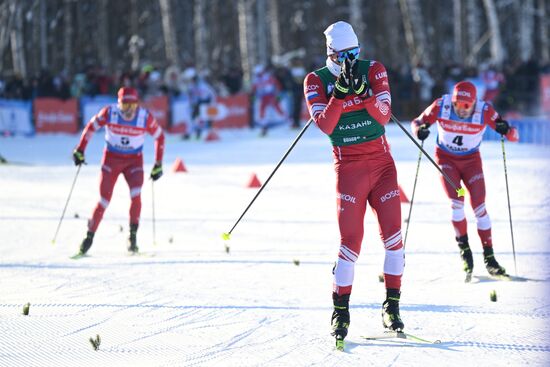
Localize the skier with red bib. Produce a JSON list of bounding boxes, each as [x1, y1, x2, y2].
[[303, 21, 405, 347], [72, 87, 165, 256], [411, 80, 519, 280]]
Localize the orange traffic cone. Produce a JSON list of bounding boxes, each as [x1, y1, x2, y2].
[[247, 173, 262, 188], [172, 158, 188, 173], [205, 129, 220, 142], [399, 184, 409, 203]]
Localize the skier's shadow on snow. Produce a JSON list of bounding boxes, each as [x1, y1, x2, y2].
[[345, 339, 550, 352], [345, 339, 457, 351], [472, 275, 543, 282]]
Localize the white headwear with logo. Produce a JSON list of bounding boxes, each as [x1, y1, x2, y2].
[[324, 21, 359, 55]]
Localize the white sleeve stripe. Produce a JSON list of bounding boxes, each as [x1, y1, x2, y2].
[[92, 118, 100, 130], [152, 127, 162, 139], [376, 92, 392, 103]]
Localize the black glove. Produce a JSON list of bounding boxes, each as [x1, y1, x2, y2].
[[416, 123, 430, 141], [332, 58, 351, 99], [72, 150, 85, 166], [150, 163, 163, 181], [349, 58, 367, 95], [495, 119, 510, 135]]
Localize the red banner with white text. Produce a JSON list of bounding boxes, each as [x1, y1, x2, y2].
[[210, 93, 250, 128], [34, 98, 79, 133], [142, 95, 169, 129]]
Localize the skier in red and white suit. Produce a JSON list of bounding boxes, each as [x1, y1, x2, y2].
[[72, 87, 165, 256], [303, 21, 405, 342], [252, 65, 287, 136], [411, 80, 518, 278]]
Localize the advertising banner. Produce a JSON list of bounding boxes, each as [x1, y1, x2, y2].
[[142, 95, 169, 129], [0, 99, 33, 136], [209, 93, 250, 128], [34, 98, 79, 133]]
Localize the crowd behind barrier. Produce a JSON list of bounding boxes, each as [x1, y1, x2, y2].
[[1, 59, 550, 144]]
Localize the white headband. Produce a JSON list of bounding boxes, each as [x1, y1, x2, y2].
[[324, 21, 359, 55]]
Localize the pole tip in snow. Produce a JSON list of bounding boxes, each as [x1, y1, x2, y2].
[[222, 232, 231, 241], [456, 187, 466, 197]]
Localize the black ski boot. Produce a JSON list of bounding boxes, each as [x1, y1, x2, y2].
[[382, 289, 404, 331], [127, 223, 139, 253], [331, 293, 350, 339], [457, 235, 474, 276], [77, 231, 94, 256], [483, 246, 507, 276]]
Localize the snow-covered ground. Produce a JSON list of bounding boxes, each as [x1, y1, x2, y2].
[[1, 123, 549, 366]]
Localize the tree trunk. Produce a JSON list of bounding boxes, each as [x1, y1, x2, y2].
[[238, 0, 254, 86], [482, 0, 504, 66], [10, 0, 26, 78], [63, 0, 73, 75], [399, 0, 429, 68], [96, 0, 110, 70], [194, 0, 208, 70], [465, 0, 481, 66], [453, 0, 462, 62], [518, 0, 535, 62], [130, 0, 139, 36], [538, 0, 549, 63], [268, 0, 281, 57], [159, 0, 180, 66], [40, 0, 47, 70], [0, 1, 13, 72], [256, 0, 268, 64], [349, 0, 364, 42]]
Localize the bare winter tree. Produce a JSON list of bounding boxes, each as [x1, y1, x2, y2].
[[481, 0, 504, 67], [39, 0, 47, 70], [159, 0, 180, 66], [464, 0, 482, 67], [453, 0, 462, 62], [238, 0, 257, 86], [63, 0, 73, 75], [349, 0, 364, 42], [0, 0, 13, 72], [518, 0, 535, 62], [538, 0, 549, 63], [399, 0, 430, 68], [194, 0, 208, 71], [97, 0, 110, 70], [256, 0, 269, 65], [268, 0, 281, 57], [2, 0, 550, 84], [10, 0, 26, 78]]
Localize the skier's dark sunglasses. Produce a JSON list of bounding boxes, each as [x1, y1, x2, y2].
[[335, 47, 360, 63], [453, 101, 472, 111]]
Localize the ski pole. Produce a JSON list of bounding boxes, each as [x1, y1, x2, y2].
[[151, 179, 157, 246], [501, 136, 517, 275], [222, 119, 313, 240], [403, 141, 423, 247], [52, 165, 82, 244], [390, 114, 465, 198]]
